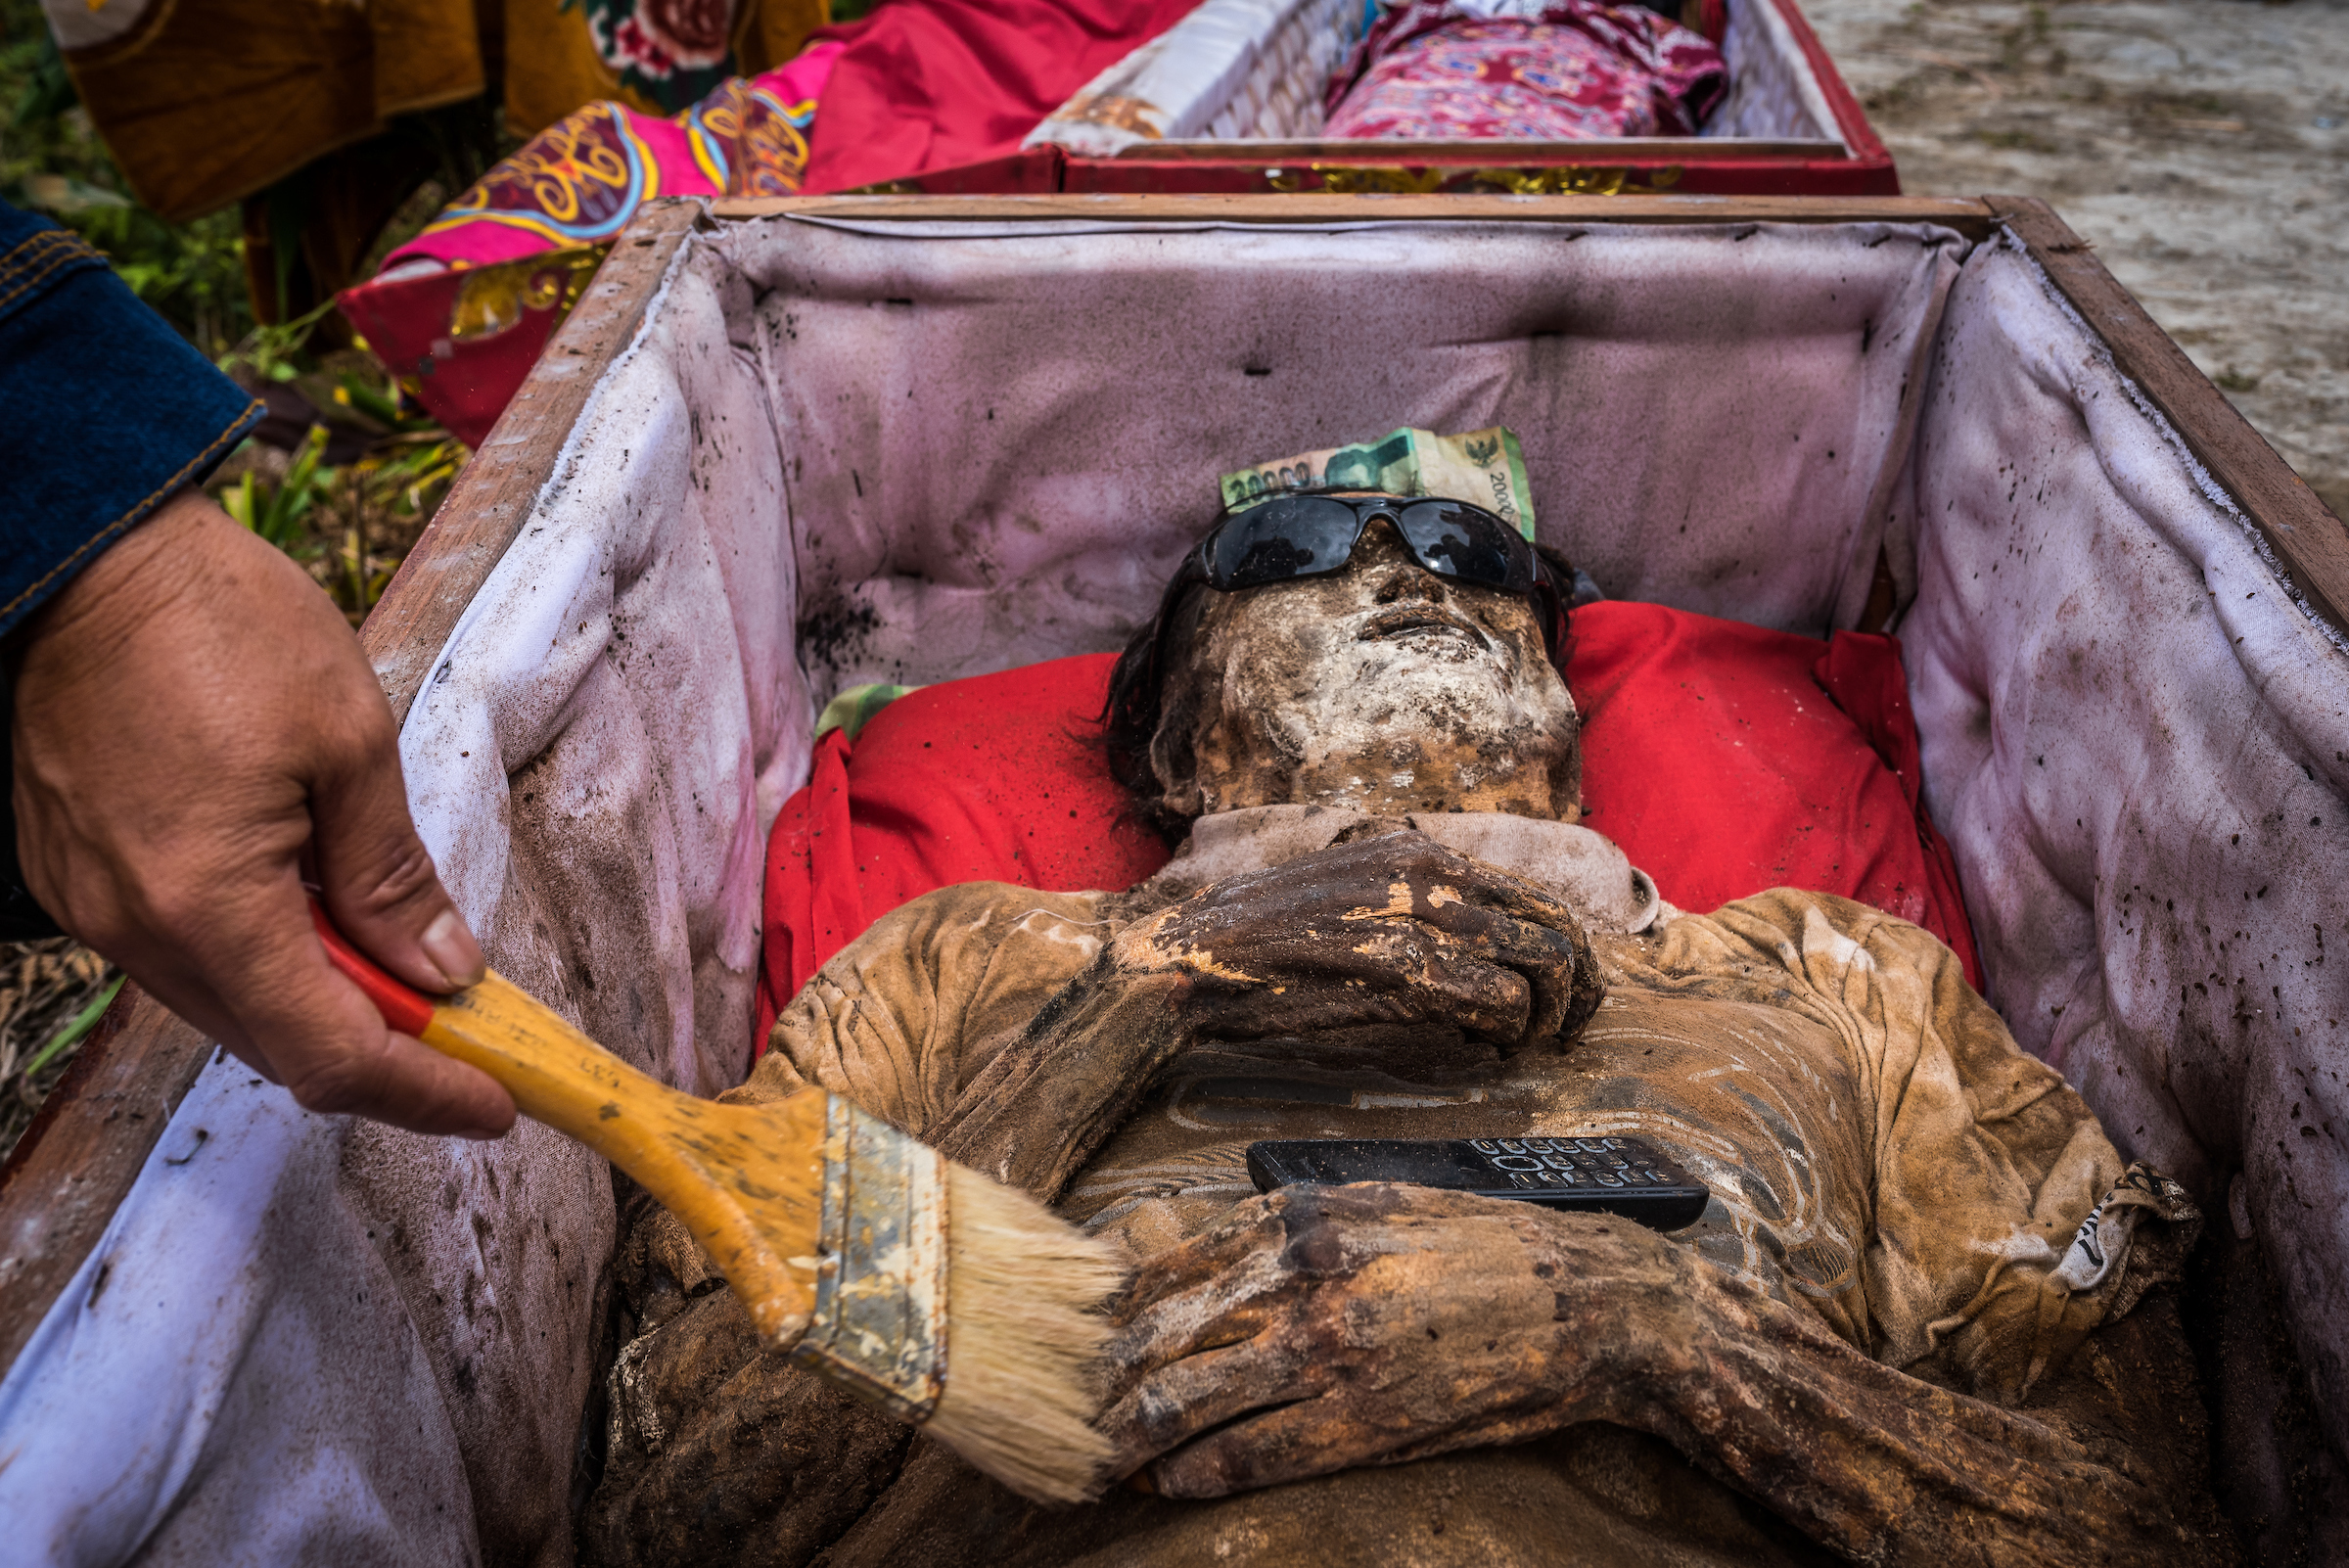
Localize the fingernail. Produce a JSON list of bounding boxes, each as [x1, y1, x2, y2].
[[421, 909, 486, 990]]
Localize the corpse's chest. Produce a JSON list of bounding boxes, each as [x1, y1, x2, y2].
[[1064, 991, 1878, 1318]]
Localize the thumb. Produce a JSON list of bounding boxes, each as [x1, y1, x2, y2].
[[308, 722, 485, 999]]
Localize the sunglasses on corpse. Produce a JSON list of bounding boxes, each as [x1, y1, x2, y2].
[[1140, 491, 1571, 696]]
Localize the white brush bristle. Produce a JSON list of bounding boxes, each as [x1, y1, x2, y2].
[[924, 1164, 1128, 1504]]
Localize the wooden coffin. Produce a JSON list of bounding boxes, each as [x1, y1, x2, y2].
[[874, 0, 1896, 198], [2, 193, 2343, 1561]]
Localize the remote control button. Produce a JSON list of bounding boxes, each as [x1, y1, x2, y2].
[[1471, 1139, 1498, 1154], [1499, 1139, 1527, 1154], [1525, 1136, 1556, 1153], [1541, 1154, 1573, 1170], [1576, 1137, 1607, 1153], [1594, 1173, 1624, 1187], [1602, 1155, 1629, 1169], [1602, 1137, 1631, 1150], [1492, 1155, 1543, 1172], [1539, 1171, 1565, 1185]]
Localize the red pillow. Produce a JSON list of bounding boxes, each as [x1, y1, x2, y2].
[[756, 606, 1981, 1050], [1569, 602, 1979, 979], [758, 656, 1171, 1043]]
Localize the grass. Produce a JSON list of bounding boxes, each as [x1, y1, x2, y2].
[[0, 943, 122, 1163]]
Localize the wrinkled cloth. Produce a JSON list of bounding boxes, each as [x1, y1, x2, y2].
[[1325, 0, 1726, 140], [758, 619, 1983, 1050], [757, 823, 2188, 1398], [35, 0, 828, 224], [591, 814, 2204, 1563], [386, 42, 839, 270], [348, 41, 836, 444], [796, 0, 1204, 193]]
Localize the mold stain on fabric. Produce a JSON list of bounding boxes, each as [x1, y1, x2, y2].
[[799, 596, 886, 690]]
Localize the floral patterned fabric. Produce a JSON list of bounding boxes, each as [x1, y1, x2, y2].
[[384, 41, 840, 271], [576, 0, 740, 112], [1324, 0, 1725, 140]]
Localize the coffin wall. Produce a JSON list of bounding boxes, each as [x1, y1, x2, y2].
[[6, 214, 2342, 1562]]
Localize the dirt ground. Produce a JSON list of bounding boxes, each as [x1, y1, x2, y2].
[[1797, 0, 2349, 519]]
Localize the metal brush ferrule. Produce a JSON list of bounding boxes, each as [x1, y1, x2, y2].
[[789, 1095, 949, 1423]]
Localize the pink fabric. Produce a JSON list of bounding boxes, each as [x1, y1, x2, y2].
[[796, 0, 1200, 193], [384, 42, 842, 270], [1325, 0, 1724, 140]]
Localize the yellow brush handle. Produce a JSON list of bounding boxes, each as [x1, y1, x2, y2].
[[314, 906, 829, 1344]]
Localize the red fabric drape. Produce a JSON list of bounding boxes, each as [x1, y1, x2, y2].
[[1569, 603, 1982, 986], [757, 654, 1170, 1043], [801, 0, 1202, 193], [756, 604, 1984, 1058]]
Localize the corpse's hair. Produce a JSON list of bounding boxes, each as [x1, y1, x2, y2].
[[1100, 531, 1581, 842], [1101, 565, 1211, 843]]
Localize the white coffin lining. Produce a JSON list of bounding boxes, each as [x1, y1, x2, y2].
[[1027, 0, 1845, 156], [12, 212, 2348, 1560]]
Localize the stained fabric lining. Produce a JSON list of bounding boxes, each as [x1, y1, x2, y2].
[[6, 215, 2343, 1561]]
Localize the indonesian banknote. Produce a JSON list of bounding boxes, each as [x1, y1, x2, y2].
[[1219, 426, 1537, 539]]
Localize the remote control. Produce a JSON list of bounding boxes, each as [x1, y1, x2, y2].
[[1245, 1134, 1712, 1231]]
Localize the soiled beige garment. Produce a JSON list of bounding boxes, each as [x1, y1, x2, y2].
[[757, 806, 2185, 1403], [587, 808, 2208, 1567]]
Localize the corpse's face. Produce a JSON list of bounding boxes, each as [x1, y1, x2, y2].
[[1169, 515, 1583, 820]]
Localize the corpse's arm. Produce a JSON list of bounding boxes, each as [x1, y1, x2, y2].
[[1643, 889, 2201, 1403], [750, 827, 1603, 1202], [1104, 890, 2219, 1566], [1102, 1184, 2225, 1568], [586, 831, 1602, 1565]]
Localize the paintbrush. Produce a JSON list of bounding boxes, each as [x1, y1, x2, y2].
[[310, 904, 1125, 1503]]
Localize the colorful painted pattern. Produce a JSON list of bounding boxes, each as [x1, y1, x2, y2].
[[1324, 0, 1725, 140], [389, 41, 838, 271], [684, 72, 822, 196]]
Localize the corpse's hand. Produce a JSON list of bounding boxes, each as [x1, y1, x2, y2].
[[1100, 1182, 1681, 1497], [1111, 828, 1602, 1054], [7, 489, 515, 1137], [925, 831, 1601, 1196]]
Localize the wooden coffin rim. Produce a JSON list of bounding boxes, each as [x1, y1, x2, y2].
[[1114, 137, 1854, 161], [1766, 0, 1888, 169], [3, 192, 2340, 1382], [1031, 0, 1888, 176], [707, 191, 1986, 227], [0, 200, 708, 1375]]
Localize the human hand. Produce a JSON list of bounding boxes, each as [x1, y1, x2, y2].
[[8, 488, 515, 1136], [1108, 828, 1601, 1054], [1099, 1182, 1681, 1497]]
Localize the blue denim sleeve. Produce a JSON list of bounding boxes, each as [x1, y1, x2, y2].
[[0, 201, 263, 641]]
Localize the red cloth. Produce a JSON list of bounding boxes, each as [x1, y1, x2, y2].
[[756, 604, 1982, 1054], [757, 655, 1172, 1043], [800, 0, 1201, 194], [1568, 602, 1981, 984]]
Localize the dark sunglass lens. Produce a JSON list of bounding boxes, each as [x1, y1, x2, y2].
[[1212, 496, 1364, 588], [1395, 500, 1525, 589]]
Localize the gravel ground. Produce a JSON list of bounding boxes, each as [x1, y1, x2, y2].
[[1798, 0, 2349, 518]]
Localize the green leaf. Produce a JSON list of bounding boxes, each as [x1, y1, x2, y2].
[[23, 973, 124, 1080]]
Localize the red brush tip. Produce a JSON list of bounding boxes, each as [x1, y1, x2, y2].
[[308, 899, 438, 1038]]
